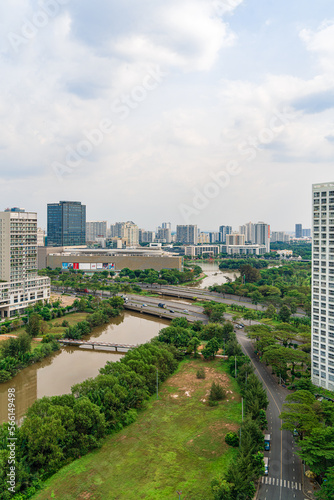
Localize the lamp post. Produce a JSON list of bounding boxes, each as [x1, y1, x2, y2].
[[156, 368, 159, 400], [235, 355, 237, 378]]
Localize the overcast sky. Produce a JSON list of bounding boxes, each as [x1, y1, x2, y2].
[[1, 0, 334, 232]]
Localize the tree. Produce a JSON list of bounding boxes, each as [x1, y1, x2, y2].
[[299, 427, 334, 476], [316, 466, 334, 500], [251, 291, 263, 309], [265, 304, 276, 318], [280, 390, 319, 438], [240, 264, 261, 283], [209, 382, 226, 403], [202, 338, 220, 359], [188, 337, 201, 358], [25, 313, 41, 337], [278, 304, 291, 323]]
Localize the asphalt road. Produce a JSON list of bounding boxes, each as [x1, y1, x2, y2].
[[235, 329, 310, 500]]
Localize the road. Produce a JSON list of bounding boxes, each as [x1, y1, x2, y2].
[[235, 328, 310, 500], [137, 283, 306, 317]]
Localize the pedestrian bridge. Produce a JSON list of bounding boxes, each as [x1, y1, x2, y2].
[[58, 339, 138, 351]]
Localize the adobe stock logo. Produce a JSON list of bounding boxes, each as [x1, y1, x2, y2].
[[7, 0, 70, 53], [179, 161, 242, 223]]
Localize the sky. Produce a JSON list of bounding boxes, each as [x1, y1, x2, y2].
[[1, 0, 334, 232]]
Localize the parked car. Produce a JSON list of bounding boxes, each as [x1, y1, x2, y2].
[[142, 303, 148, 307], [169, 309, 175, 313], [183, 309, 189, 313]]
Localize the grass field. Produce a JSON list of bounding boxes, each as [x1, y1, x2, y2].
[[33, 358, 241, 500]]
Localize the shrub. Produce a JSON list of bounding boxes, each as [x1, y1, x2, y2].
[[196, 367, 206, 379], [62, 320, 69, 327], [225, 431, 239, 447], [209, 381, 226, 402]]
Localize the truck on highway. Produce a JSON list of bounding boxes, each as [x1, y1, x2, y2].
[[264, 434, 271, 451], [158, 303, 165, 308], [263, 457, 269, 475]]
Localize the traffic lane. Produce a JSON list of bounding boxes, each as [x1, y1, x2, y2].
[[236, 330, 305, 500], [126, 295, 205, 314], [125, 302, 207, 323]]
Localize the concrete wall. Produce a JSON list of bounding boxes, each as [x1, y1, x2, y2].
[[46, 253, 183, 272]]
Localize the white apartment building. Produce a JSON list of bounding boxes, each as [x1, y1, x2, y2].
[[176, 225, 198, 244], [0, 209, 50, 319], [226, 233, 246, 246], [86, 221, 107, 242], [184, 245, 220, 258], [312, 182, 334, 390]]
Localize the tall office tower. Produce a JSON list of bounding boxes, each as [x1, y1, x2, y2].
[[303, 228, 311, 237], [295, 224, 303, 238], [47, 201, 86, 247], [311, 182, 334, 390], [254, 222, 270, 252], [219, 225, 232, 243], [226, 233, 246, 246], [0, 208, 50, 318], [162, 222, 172, 229], [176, 225, 198, 244], [209, 232, 221, 243], [156, 226, 172, 243], [86, 221, 107, 242]]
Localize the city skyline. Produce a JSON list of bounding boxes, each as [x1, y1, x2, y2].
[[1, 1, 333, 229]]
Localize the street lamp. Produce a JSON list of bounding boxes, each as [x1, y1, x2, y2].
[[156, 367, 159, 400]]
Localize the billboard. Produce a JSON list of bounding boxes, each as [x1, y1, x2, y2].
[[79, 263, 91, 271], [63, 262, 115, 271]]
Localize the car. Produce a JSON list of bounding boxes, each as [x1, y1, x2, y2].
[[183, 309, 189, 313], [169, 309, 175, 313], [142, 303, 148, 307], [239, 323, 244, 328]]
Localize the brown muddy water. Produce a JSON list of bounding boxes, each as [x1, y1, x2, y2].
[[0, 311, 169, 425]]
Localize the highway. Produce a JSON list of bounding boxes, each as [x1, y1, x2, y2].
[[235, 328, 309, 500]]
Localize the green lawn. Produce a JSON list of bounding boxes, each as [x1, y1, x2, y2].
[[33, 358, 241, 500]]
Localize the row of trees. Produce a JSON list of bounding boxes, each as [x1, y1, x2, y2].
[[211, 262, 311, 316], [246, 323, 311, 382], [212, 354, 269, 499], [0, 341, 179, 499], [280, 389, 334, 499]]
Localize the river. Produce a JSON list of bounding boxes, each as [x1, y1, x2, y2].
[[194, 262, 240, 289], [0, 311, 169, 425]]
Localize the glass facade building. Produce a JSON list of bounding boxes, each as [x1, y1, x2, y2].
[[47, 201, 86, 247]]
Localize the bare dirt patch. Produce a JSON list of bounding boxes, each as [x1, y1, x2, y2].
[[51, 293, 76, 307], [166, 361, 236, 403]]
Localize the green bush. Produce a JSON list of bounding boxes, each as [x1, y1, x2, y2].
[[209, 382, 226, 402], [196, 367, 206, 379], [225, 431, 239, 447]]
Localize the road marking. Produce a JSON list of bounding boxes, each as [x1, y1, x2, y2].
[[284, 480, 286, 487]]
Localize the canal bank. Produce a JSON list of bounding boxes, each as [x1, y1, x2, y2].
[[0, 310, 169, 424]]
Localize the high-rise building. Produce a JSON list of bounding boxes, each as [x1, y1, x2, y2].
[[139, 230, 156, 243], [226, 233, 246, 246], [295, 224, 303, 238], [86, 221, 107, 242], [311, 182, 334, 390], [114, 222, 139, 246], [240, 222, 255, 243], [47, 201, 86, 247], [219, 225, 232, 243], [176, 225, 198, 244], [0, 208, 50, 318], [37, 228, 45, 246], [302, 228, 311, 237], [271, 231, 291, 243], [156, 225, 172, 243], [254, 222, 270, 252]]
